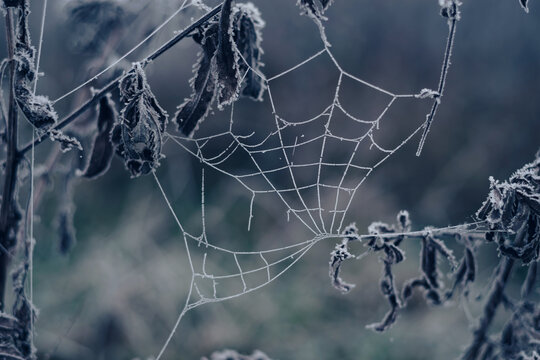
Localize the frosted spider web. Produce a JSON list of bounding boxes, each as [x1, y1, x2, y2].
[[146, 7, 480, 360], [25, 1, 488, 359]]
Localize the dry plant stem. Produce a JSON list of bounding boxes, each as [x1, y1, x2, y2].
[[461, 257, 515, 360], [19, 3, 223, 156], [0, 8, 19, 311], [416, 17, 457, 156]]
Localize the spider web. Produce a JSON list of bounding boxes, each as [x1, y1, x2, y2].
[[147, 11, 474, 360], [29, 1, 484, 359]]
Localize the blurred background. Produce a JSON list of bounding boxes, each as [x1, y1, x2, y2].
[[1, 0, 540, 359]]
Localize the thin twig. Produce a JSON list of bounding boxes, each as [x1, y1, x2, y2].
[[416, 16, 458, 156], [19, 3, 222, 156]]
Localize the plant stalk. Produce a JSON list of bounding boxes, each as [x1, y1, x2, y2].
[[0, 7, 19, 312], [461, 257, 514, 360]]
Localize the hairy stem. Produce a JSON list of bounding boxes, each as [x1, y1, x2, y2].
[[0, 7, 19, 312], [461, 257, 514, 360], [19, 3, 222, 155]]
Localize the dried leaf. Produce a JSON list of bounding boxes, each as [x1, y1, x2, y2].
[[174, 23, 219, 136], [421, 236, 439, 289], [113, 63, 167, 177], [78, 94, 116, 179], [366, 248, 401, 332], [15, 83, 57, 130], [214, 0, 240, 108], [175, 2, 265, 136], [233, 3, 266, 100], [465, 247, 476, 283]]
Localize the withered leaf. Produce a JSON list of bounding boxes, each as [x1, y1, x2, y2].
[[79, 94, 117, 179], [15, 83, 57, 131], [233, 3, 265, 100], [174, 1, 265, 136], [10, 0, 59, 132], [215, 0, 240, 108], [366, 250, 401, 332], [113, 63, 168, 177], [174, 23, 219, 136]]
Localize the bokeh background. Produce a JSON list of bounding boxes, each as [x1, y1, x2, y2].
[[1, 0, 540, 359]]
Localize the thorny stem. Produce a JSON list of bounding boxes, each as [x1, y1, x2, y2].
[[0, 7, 19, 312], [18, 3, 222, 156], [461, 256, 515, 360], [416, 15, 458, 157]]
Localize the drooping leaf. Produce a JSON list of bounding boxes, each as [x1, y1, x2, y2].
[[232, 3, 266, 100], [174, 23, 219, 136], [112, 63, 168, 177], [11, 0, 59, 132], [465, 247, 476, 283], [15, 83, 57, 130], [329, 224, 358, 293], [421, 236, 439, 288], [366, 245, 401, 332], [174, 1, 265, 136], [78, 94, 116, 179], [214, 0, 240, 108]]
